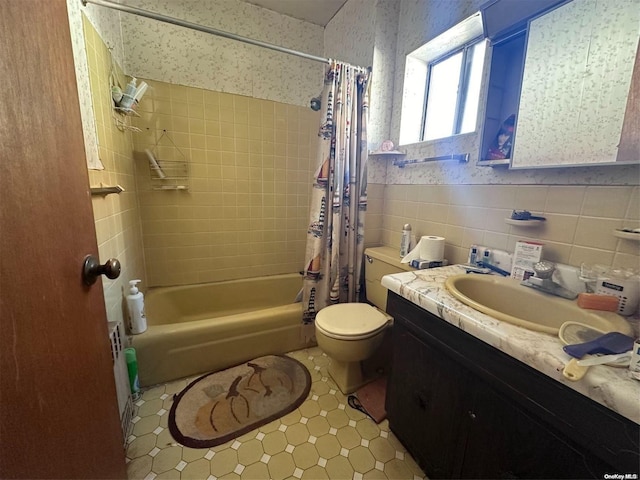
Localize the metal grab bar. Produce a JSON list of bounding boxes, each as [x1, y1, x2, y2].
[[393, 153, 469, 168]]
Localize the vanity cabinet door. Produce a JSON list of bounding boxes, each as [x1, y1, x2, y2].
[[461, 379, 612, 479], [387, 320, 470, 478]]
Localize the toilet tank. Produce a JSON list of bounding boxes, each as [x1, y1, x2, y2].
[[364, 246, 414, 311]]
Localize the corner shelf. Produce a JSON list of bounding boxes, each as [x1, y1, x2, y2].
[[613, 230, 640, 241], [369, 150, 405, 157]]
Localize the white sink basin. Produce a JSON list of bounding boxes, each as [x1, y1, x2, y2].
[[445, 274, 632, 335]]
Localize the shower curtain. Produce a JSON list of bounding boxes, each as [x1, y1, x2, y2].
[[301, 60, 371, 336]]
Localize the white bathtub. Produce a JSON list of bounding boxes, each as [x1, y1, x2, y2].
[[132, 274, 308, 387]]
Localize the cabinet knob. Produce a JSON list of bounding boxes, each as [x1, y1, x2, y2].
[[468, 410, 477, 420]]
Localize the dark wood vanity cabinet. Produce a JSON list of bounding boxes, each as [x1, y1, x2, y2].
[[385, 292, 640, 479]]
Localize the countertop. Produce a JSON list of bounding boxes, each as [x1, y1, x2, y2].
[[381, 265, 640, 425]]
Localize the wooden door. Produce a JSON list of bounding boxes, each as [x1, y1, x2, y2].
[[0, 1, 127, 478]]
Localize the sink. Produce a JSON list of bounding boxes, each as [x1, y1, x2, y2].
[[445, 274, 633, 335]]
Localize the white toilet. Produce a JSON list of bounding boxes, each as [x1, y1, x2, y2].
[[314, 247, 411, 394]]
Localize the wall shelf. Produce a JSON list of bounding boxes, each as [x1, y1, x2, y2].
[[504, 218, 544, 227], [369, 150, 405, 157]]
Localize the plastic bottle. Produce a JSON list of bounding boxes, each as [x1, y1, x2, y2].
[[126, 279, 147, 334], [124, 347, 140, 398], [400, 223, 412, 257], [119, 77, 137, 109]]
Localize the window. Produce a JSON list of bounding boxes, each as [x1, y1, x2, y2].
[[399, 12, 486, 146], [422, 41, 486, 141]]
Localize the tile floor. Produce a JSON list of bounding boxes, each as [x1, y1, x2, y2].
[[126, 346, 426, 480]]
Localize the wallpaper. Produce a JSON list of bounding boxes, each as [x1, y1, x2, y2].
[[119, 0, 325, 108]]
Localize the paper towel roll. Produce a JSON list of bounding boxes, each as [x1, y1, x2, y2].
[[401, 235, 446, 264], [419, 236, 445, 261]]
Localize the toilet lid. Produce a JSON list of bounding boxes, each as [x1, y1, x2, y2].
[[315, 303, 389, 337]]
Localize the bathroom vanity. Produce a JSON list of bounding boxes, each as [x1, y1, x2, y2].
[[382, 266, 640, 479]]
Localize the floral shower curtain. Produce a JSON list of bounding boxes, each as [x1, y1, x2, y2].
[[301, 60, 371, 336]]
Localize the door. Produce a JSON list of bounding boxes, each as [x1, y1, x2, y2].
[[0, 1, 127, 479], [386, 321, 469, 478]]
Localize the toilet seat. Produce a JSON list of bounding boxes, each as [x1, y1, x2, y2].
[[315, 303, 391, 341]]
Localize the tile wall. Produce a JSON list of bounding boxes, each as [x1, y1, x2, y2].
[[379, 184, 639, 270], [83, 16, 147, 323], [131, 80, 320, 287]]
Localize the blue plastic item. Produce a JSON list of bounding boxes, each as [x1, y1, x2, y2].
[[563, 332, 635, 358]]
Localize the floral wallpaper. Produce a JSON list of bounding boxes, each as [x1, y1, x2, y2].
[[119, 0, 325, 108]]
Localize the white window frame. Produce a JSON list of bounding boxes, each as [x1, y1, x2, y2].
[[421, 39, 485, 141], [399, 12, 486, 146]]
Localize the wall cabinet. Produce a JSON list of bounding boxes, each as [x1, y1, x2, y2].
[[477, 0, 639, 168], [511, 0, 640, 168], [386, 292, 640, 479]]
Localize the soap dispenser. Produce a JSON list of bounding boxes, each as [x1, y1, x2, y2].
[[126, 279, 147, 334]]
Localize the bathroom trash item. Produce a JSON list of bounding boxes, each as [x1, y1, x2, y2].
[[126, 279, 147, 334], [124, 347, 140, 398], [563, 332, 635, 359]]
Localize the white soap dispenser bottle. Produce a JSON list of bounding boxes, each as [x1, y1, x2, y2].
[[119, 77, 137, 109], [126, 279, 147, 334]]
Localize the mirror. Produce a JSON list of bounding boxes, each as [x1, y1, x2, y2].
[[510, 0, 640, 168]]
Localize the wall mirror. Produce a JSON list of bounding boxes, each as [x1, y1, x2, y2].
[[478, 0, 639, 168], [510, 0, 640, 168]]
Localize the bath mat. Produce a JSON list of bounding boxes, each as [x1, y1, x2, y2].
[[348, 376, 387, 423], [168, 355, 311, 448]]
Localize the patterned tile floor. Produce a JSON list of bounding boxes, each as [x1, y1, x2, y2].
[[126, 346, 426, 479]]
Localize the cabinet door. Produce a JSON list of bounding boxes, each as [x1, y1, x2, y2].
[[461, 379, 611, 479], [387, 322, 470, 478], [512, 0, 640, 167]]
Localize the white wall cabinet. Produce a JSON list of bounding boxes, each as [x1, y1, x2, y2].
[[511, 0, 640, 168]]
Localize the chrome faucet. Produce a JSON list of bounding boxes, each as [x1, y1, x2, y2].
[[521, 261, 578, 300]]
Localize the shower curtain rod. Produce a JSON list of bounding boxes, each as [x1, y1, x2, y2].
[[81, 0, 358, 67]]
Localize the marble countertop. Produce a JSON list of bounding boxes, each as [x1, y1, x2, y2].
[[381, 265, 640, 425]]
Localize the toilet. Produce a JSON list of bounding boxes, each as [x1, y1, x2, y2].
[[314, 247, 412, 394]]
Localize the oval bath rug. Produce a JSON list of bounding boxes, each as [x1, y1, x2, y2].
[[168, 355, 311, 448]]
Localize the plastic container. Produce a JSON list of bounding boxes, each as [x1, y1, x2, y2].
[[126, 279, 147, 334], [124, 347, 140, 397], [118, 77, 137, 109]]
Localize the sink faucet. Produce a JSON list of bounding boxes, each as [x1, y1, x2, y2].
[[521, 261, 578, 300]]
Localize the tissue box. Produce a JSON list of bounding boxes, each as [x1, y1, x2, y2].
[[510, 241, 543, 281]]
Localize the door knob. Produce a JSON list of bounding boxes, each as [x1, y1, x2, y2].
[[83, 255, 121, 285]]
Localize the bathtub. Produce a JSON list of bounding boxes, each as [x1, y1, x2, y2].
[[132, 274, 309, 387]]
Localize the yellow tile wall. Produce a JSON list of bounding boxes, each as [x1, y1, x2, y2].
[[378, 184, 639, 270], [131, 80, 320, 286], [83, 16, 147, 323]]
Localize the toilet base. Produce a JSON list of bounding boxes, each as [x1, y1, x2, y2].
[[328, 359, 374, 395]]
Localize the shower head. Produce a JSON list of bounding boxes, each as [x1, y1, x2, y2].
[[310, 97, 321, 111]]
